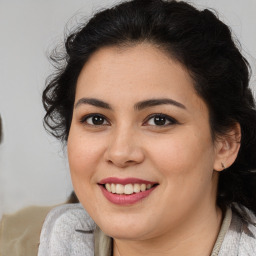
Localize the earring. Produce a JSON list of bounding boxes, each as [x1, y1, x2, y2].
[[221, 162, 225, 169]]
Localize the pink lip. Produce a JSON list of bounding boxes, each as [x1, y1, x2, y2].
[[98, 177, 156, 185], [99, 185, 157, 205]]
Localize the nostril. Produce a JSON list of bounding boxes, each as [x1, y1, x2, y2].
[[106, 159, 132, 168], [104, 140, 145, 167]]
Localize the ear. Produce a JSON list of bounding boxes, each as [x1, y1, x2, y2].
[[213, 123, 241, 171]]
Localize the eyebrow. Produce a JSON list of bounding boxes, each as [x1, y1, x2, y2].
[[75, 98, 112, 110], [134, 98, 186, 111], [74, 97, 186, 111]]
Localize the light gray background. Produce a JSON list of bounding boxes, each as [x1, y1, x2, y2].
[[0, 0, 255, 218]]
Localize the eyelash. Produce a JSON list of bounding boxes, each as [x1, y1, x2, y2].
[[80, 113, 178, 127], [143, 113, 178, 126], [80, 114, 109, 126]]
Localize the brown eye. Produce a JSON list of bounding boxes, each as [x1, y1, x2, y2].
[[91, 115, 105, 125], [154, 116, 167, 126], [81, 114, 109, 126], [145, 114, 177, 126]]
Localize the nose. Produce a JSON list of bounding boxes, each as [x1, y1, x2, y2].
[[104, 127, 145, 168]]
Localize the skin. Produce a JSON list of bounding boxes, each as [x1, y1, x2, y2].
[[68, 43, 240, 256]]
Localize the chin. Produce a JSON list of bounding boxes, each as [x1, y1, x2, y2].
[[95, 214, 156, 240], [102, 225, 149, 240]]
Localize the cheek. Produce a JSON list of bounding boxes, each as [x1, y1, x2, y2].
[[146, 132, 216, 218], [67, 131, 105, 210], [67, 130, 105, 182], [147, 130, 215, 180]]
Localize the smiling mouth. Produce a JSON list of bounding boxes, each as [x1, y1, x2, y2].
[[102, 183, 158, 195], [98, 178, 159, 205]]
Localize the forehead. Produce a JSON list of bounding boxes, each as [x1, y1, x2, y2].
[[76, 43, 206, 113]]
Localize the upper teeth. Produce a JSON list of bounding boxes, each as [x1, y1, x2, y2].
[[105, 183, 153, 195]]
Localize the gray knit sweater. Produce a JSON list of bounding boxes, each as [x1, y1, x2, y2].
[[38, 204, 256, 256]]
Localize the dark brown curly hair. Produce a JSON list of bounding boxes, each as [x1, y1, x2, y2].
[[42, 0, 256, 213]]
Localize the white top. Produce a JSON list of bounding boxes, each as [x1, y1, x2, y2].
[[38, 203, 256, 256]]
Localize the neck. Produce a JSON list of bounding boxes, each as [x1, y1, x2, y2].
[[113, 205, 223, 256]]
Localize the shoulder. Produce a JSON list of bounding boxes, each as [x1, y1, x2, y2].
[[219, 204, 256, 256], [232, 204, 256, 255], [38, 204, 96, 256], [39, 203, 95, 233]]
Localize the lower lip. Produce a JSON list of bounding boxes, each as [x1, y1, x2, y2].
[[99, 185, 157, 205]]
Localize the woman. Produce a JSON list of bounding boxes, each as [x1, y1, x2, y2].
[[38, 0, 256, 255]]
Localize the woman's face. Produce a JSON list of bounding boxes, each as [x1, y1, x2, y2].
[[68, 43, 220, 240]]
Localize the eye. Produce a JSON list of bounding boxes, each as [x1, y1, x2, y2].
[[144, 114, 177, 126], [80, 114, 109, 126]]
